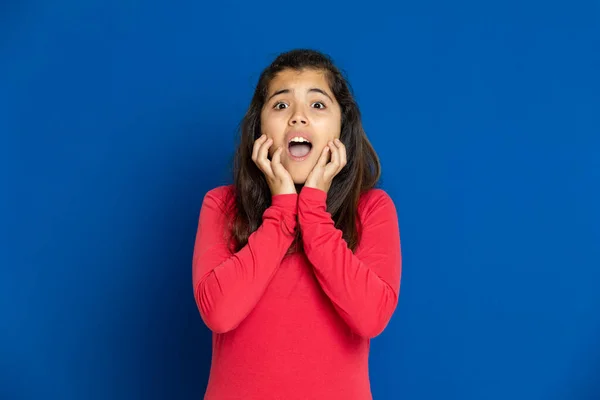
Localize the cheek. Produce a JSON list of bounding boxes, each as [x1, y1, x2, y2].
[[266, 136, 287, 157], [316, 114, 342, 141], [332, 120, 342, 140], [261, 115, 288, 156]]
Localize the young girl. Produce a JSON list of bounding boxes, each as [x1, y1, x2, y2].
[[192, 49, 402, 400]]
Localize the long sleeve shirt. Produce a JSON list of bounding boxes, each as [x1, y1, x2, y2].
[[192, 185, 402, 400]]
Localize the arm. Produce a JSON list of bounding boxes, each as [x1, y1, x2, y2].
[[192, 187, 298, 333], [298, 186, 402, 339]]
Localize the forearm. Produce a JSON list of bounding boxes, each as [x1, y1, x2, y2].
[[193, 192, 298, 333], [298, 187, 401, 338]]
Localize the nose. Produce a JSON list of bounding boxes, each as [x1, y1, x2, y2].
[[288, 107, 308, 126]]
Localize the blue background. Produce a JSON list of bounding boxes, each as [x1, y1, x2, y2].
[[1, 1, 599, 399]]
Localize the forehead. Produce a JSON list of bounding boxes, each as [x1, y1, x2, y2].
[[267, 68, 331, 93]]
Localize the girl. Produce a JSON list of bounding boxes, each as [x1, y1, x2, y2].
[[192, 49, 402, 400]]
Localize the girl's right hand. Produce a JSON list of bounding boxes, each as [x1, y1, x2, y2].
[[252, 134, 296, 196]]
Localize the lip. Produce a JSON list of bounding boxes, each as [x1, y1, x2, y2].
[[285, 131, 314, 162]]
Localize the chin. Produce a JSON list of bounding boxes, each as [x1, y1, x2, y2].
[[284, 163, 312, 186], [291, 175, 308, 185]]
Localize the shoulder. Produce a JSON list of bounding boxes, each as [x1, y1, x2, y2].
[[357, 187, 398, 219], [202, 184, 236, 212]]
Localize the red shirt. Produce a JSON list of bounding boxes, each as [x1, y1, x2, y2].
[[192, 185, 402, 400]]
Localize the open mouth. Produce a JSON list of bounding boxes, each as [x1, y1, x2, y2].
[[288, 136, 313, 160]]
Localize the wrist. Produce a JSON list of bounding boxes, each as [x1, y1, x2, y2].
[[270, 183, 297, 196], [303, 183, 329, 194], [272, 188, 297, 196], [299, 185, 328, 201]]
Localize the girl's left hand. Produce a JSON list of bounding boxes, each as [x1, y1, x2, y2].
[[304, 139, 347, 193]]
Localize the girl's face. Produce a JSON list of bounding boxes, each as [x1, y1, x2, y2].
[[260, 68, 342, 184]]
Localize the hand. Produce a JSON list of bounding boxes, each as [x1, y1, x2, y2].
[[252, 134, 296, 196], [304, 139, 347, 193]]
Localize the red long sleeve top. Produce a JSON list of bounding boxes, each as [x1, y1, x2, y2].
[[192, 185, 402, 400]]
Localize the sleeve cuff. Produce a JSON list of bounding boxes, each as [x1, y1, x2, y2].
[[299, 186, 328, 203], [268, 193, 298, 236], [298, 186, 332, 227], [271, 193, 299, 209]]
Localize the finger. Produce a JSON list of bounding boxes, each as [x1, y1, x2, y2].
[[259, 137, 273, 161], [271, 146, 284, 169], [251, 134, 267, 162], [257, 138, 274, 177], [324, 141, 340, 177], [335, 139, 347, 170], [317, 145, 330, 168], [271, 146, 288, 176]]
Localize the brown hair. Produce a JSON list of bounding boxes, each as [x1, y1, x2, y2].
[[228, 49, 380, 253]]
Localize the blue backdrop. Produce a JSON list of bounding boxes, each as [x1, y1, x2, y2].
[[1, 1, 599, 399]]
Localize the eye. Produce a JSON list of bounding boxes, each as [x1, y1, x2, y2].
[[312, 102, 326, 109], [274, 102, 288, 110]]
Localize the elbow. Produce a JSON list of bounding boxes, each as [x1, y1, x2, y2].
[[352, 292, 399, 339], [202, 315, 239, 334], [352, 317, 392, 339], [194, 281, 239, 334]]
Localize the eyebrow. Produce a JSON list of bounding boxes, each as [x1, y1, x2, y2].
[[267, 88, 334, 103]]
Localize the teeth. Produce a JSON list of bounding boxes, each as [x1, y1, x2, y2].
[[289, 137, 310, 143]]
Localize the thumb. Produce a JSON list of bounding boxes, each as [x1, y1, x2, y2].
[[316, 146, 329, 168]]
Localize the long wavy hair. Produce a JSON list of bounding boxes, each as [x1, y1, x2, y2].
[[228, 49, 381, 253]]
